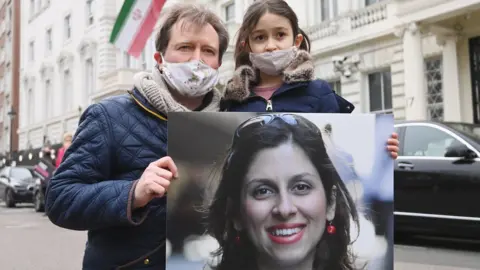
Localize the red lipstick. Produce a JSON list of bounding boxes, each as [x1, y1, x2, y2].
[[266, 223, 306, 244]]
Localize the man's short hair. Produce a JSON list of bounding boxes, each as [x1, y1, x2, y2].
[[155, 3, 230, 62]]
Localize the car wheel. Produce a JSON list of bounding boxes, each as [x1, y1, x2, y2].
[[5, 189, 15, 208], [34, 191, 45, 212]]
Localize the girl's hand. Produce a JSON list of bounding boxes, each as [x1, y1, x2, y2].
[[387, 132, 399, 159]]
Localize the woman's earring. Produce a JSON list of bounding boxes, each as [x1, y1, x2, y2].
[[241, 41, 245, 48], [327, 220, 336, 234]]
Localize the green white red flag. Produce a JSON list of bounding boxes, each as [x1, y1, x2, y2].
[[110, 0, 166, 58]]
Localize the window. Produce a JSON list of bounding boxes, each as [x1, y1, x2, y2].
[[63, 69, 72, 111], [85, 59, 94, 94], [29, 41, 34, 61], [366, 0, 384, 6], [86, 0, 94, 25], [64, 14, 71, 40], [425, 57, 444, 121], [11, 167, 33, 179], [141, 51, 147, 70], [225, 3, 235, 22], [45, 28, 52, 53], [45, 79, 51, 117], [30, 0, 35, 17], [28, 88, 34, 124], [321, 0, 338, 21], [328, 80, 342, 96], [124, 52, 131, 68], [368, 70, 392, 113], [402, 125, 462, 157]]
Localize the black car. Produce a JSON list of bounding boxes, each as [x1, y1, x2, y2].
[[0, 166, 36, 207], [394, 121, 480, 238]]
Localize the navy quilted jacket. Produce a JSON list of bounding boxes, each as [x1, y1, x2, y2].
[[45, 88, 168, 270], [221, 49, 354, 113], [221, 79, 354, 113]]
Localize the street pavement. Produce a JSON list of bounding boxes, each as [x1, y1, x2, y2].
[[1, 203, 479, 270]]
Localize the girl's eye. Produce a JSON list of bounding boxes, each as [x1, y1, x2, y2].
[[253, 35, 264, 41], [179, 46, 190, 50], [277, 32, 286, 38]]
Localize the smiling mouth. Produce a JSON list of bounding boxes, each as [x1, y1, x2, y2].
[[266, 224, 306, 244], [269, 227, 304, 237]]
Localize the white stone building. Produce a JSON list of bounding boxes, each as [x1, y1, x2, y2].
[[19, 0, 98, 149], [17, 0, 480, 151], [17, 0, 193, 151], [0, 0, 16, 155], [202, 0, 480, 124]]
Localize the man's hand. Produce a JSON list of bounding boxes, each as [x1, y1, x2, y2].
[[387, 132, 399, 159], [133, 156, 178, 210]]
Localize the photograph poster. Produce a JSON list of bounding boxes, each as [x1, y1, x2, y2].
[[166, 112, 394, 270]]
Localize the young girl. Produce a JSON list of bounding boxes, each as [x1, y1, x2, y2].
[[221, 0, 399, 157]]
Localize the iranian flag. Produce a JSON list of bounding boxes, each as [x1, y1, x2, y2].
[[110, 0, 167, 58]]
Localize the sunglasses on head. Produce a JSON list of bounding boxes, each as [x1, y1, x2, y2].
[[233, 113, 299, 140]]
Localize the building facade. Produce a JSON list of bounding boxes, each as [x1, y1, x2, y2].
[[0, 0, 20, 158], [203, 0, 480, 124], [16, 0, 480, 153], [17, 0, 192, 152]]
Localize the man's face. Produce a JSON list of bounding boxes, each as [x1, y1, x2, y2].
[[155, 19, 221, 69]]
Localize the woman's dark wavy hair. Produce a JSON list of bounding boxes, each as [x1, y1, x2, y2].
[[234, 0, 311, 69], [206, 114, 359, 270]]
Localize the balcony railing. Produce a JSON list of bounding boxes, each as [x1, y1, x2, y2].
[[306, 2, 390, 41]]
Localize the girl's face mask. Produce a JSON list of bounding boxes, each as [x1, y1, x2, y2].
[[249, 47, 298, 76]]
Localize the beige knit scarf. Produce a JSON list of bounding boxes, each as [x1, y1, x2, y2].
[[133, 67, 222, 115]]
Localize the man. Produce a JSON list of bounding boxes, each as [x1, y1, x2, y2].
[[55, 132, 72, 168], [45, 4, 229, 269]]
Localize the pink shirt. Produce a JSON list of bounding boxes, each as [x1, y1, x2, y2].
[[253, 85, 279, 100]]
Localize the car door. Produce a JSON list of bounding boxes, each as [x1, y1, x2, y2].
[[396, 123, 480, 222], [394, 124, 429, 218], [0, 167, 9, 199]]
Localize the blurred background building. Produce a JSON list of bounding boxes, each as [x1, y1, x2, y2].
[[0, 0, 20, 161], [11, 0, 191, 164], [204, 0, 480, 124], [1, 0, 479, 163]]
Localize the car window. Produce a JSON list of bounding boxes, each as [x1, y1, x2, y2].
[[403, 125, 463, 157], [10, 167, 33, 179]]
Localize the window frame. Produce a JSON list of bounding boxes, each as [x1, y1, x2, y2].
[[367, 69, 393, 114], [64, 14, 71, 40], [225, 2, 235, 22]]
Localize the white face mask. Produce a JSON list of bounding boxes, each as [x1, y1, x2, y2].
[[159, 56, 219, 98], [249, 47, 298, 76]]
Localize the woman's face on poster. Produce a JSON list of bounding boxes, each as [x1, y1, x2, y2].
[[237, 142, 331, 266]]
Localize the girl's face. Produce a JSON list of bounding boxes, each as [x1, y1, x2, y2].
[[237, 142, 335, 268], [247, 12, 303, 54]]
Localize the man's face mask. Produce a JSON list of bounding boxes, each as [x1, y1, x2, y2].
[[159, 56, 219, 98], [249, 47, 297, 76]]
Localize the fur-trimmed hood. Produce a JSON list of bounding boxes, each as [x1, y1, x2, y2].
[[224, 49, 315, 102]]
